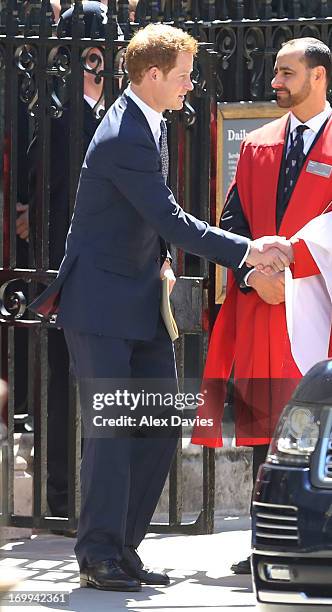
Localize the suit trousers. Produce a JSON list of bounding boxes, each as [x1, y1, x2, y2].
[[64, 317, 179, 569]]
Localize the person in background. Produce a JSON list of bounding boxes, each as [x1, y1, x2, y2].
[[51, 0, 61, 22], [128, 0, 139, 21]]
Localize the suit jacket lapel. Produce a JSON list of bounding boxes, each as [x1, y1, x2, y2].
[[122, 92, 157, 148], [119, 93, 167, 259]]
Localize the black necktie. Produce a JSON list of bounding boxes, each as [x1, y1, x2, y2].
[[159, 119, 169, 183], [283, 124, 309, 203]]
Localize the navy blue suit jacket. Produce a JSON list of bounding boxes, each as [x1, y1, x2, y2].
[[30, 92, 249, 340]]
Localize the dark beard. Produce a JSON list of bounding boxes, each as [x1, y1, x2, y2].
[[275, 78, 311, 109], [276, 91, 292, 108]]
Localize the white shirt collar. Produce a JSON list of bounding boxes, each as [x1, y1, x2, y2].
[[126, 86, 164, 148], [84, 95, 100, 109], [290, 101, 332, 135]]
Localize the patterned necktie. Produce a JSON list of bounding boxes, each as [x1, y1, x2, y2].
[[159, 119, 169, 183], [283, 124, 309, 203]]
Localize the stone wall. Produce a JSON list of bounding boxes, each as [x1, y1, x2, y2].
[[5, 434, 252, 535], [154, 444, 252, 518]]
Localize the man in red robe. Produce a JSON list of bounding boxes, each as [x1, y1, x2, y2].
[[192, 36, 332, 573]]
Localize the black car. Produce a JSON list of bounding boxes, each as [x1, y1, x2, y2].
[[251, 359, 332, 612]]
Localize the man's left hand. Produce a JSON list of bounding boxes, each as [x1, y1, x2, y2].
[[160, 260, 176, 293], [248, 270, 285, 305]]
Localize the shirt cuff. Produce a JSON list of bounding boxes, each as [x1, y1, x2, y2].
[[238, 242, 251, 268], [243, 268, 256, 287]]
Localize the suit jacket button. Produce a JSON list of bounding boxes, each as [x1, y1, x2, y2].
[[155, 256, 160, 263]]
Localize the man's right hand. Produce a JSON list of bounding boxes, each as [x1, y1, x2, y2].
[[247, 270, 285, 305], [246, 236, 293, 273]]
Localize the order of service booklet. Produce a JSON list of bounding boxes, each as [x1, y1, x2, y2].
[[160, 276, 179, 342]]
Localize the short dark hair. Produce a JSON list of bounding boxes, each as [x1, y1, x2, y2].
[[282, 37, 332, 88]]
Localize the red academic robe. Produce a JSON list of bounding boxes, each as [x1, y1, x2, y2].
[[192, 112, 332, 448]]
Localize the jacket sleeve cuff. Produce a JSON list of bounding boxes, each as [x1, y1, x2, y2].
[[238, 242, 250, 268], [290, 239, 320, 278]]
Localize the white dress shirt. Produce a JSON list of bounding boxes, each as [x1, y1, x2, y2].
[[84, 94, 100, 109], [287, 101, 332, 155], [126, 86, 164, 150]]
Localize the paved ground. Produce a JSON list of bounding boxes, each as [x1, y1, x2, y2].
[[0, 516, 255, 612]]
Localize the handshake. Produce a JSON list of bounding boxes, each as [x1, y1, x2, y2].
[[245, 236, 294, 273]]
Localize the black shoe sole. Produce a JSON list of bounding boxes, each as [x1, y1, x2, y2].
[[140, 579, 170, 586], [123, 567, 170, 586], [80, 578, 141, 591]]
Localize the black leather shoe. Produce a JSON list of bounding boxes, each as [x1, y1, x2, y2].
[[80, 559, 141, 591], [122, 547, 170, 586], [129, 567, 170, 586], [230, 556, 251, 575]]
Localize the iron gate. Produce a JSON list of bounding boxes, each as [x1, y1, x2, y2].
[[0, 0, 332, 535]]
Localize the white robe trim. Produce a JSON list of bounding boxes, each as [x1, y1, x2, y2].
[[285, 211, 332, 375]]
